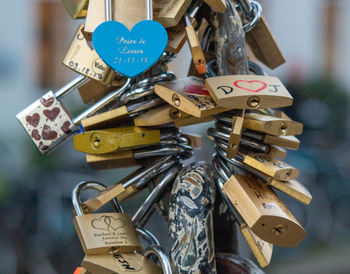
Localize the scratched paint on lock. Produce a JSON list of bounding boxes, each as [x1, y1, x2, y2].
[[92, 20, 168, 77]]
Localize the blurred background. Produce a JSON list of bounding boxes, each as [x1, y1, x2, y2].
[[1, 0, 350, 273]]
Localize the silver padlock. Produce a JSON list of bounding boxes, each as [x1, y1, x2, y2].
[[16, 75, 131, 155]]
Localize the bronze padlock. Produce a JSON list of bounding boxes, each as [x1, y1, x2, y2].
[[72, 181, 142, 255]]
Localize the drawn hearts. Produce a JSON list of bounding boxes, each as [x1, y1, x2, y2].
[[91, 215, 126, 232], [233, 80, 267, 93], [92, 20, 168, 77], [26, 113, 40, 127], [42, 125, 58, 140], [38, 141, 48, 151], [43, 107, 60, 121], [40, 97, 55, 108], [31, 130, 41, 141], [185, 85, 210, 96], [61, 121, 72, 134]]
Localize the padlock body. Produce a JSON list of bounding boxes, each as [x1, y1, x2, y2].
[[16, 91, 75, 155], [74, 212, 141, 254], [82, 252, 162, 274]]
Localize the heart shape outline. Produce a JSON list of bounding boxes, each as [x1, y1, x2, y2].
[[233, 80, 267, 93], [91, 215, 126, 232], [92, 20, 168, 78]]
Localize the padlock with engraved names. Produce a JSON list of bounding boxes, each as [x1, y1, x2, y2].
[[212, 156, 273, 268], [72, 181, 142, 255], [83, 155, 176, 211], [222, 174, 306, 247], [155, 76, 230, 118], [16, 75, 131, 155], [73, 126, 161, 154], [63, 25, 117, 84], [63, 0, 89, 19]]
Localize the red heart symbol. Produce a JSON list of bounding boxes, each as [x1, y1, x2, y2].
[[42, 125, 58, 140], [40, 97, 54, 107], [185, 85, 210, 96], [31, 129, 41, 141], [43, 107, 60, 122], [26, 113, 40, 127], [61, 121, 72, 134], [233, 80, 267, 93]]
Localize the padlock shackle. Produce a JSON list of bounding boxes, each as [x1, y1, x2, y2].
[[55, 75, 89, 99], [72, 181, 122, 215], [132, 164, 182, 225], [249, 61, 267, 76], [72, 78, 131, 125], [136, 226, 160, 246], [143, 246, 172, 274], [242, 1, 262, 32]]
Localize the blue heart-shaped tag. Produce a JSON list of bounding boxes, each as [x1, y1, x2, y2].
[[92, 20, 168, 78]]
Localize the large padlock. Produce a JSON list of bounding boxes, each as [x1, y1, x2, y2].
[[16, 75, 131, 155], [72, 181, 142, 255]]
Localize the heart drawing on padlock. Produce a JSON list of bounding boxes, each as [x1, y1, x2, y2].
[[233, 80, 267, 93], [185, 85, 210, 96], [92, 20, 168, 78], [91, 215, 126, 232]]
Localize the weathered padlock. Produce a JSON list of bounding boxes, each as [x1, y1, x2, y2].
[[226, 110, 245, 158], [73, 126, 161, 154], [62, 0, 89, 19], [63, 25, 117, 84], [16, 75, 131, 155], [72, 181, 142, 254], [155, 76, 229, 118]]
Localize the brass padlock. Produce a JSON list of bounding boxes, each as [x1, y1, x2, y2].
[[153, 0, 192, 28], [267, 145, 287, 159], [155, 77, 229, 118], [72, 181, 142, 255], [238, 1, 286, 69], [222, 174, 306, 247], [63, 25, 117, 84], [243, 112, 303, 136], [166, 17, 196, 54], [205, 75, 293, 109], [62, 0, 89, 19], [239, 152, 299, 181], [213, 156, 273, 268], [174, 115, 214, 128], [203, 0, 227, 12], [83, 156, 176, 211], [226, 110, 245, 158], [263, 134, 300, 150], [82, 252, 162, 274], [73, 126, 161, 154], [16, 76, 130, 155]]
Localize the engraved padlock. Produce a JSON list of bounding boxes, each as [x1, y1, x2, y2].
[[72, 181, 142, 255], [16, 75, 131, 155]]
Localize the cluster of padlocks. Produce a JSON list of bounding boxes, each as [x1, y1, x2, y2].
[[16, 0, 312, 273]]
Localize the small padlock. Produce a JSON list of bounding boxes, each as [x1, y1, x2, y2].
[[153, 0, 192, 28], [155, 76, 229, 118], [16, 75, 131, 155], [63, 25, 117, 84], [62, 0, 89, 19], [73, 126, 161, 154], [203, 0, 227, 12], [72, 181, 142, 255], [226, 110, 245, 158], [222, 174, 306, 247]]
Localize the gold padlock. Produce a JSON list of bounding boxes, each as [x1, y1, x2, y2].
[[222, 174, 306, 247], [267, 145, 287, 159], [226, 110, 245, 158], [72, 181, 142, 255], [174, 115, 214, 128], [63, 25, 116, 84], [155, 77, 229, 118], [62, 0, 89, 19], [73, 127, 161, 154], [263, 134, 300, 150], [205, 75, 293, 109], [153, 0, 192, 28], [240, 152, 299, 181], [82, 252, 162, 274], [243, 112, 303, 136], [203, 0, 227, 12]]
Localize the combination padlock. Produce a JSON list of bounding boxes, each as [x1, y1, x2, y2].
[[72, 181, 142, 255], [16, 75, 131, 154]]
